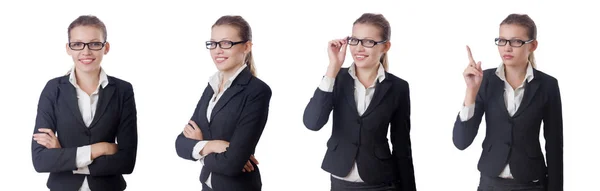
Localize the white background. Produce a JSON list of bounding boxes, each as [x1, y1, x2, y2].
[[0, 0, 598, 190]]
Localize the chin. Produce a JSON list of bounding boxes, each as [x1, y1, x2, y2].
[[75, 63, 101, 73], [354, 60, 377, 69]]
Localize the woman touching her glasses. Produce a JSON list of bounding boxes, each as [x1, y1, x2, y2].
[[175, 15, 271, 191], [453, 14, 563, 191], [303, 13, 416, 191], [31, 15, 138, 191]]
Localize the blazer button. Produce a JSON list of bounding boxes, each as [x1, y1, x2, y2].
[[85, 131, 91, 136], [505, 142, 511, 147]]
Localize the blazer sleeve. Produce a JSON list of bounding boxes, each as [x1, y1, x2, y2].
[[303, 77, 336, 131], [390, 82, 416, 191], [175, 96, 203, 161], [31, 79, 78, 173], [88, 83, 138, 176], [452, 74, 488, 150], [202, 85, 272, 176], [543, 78, 563, 191]]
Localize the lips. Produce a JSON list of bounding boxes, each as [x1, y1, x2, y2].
[[215, 57, 228, 63], [503, 55, 514, 59], [355, 54, 368, 61], [79, 58, 95, 65]]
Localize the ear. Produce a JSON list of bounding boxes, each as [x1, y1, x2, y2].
[[529, 39, 538, 52], [66, 43, 72, 56], [104, 42, 110, 55], [383, 41, 391, 53], [244, 41, 253, 54]]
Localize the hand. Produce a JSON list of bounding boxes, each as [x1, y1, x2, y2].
[[33, 128, 61, 149], [201, 140, 230, 156], [463, 45, 484, 106], [463, 45, 483, 89], [91, 142, 118, 160], [183, 120, 203, 141], [326, 38, 348, 78], [243, 155, 260, 172]]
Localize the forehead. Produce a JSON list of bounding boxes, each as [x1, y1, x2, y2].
[[499, 24, 529, 39], [211, 25, 241, 40], [69, 25, 104, 42], [352, 23, 382, 39]]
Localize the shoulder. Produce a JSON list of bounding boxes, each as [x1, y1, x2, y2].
[[41, 75, 68, 93], [384, 72, 409, 90], [533, 69, 558, 84], [248, 76, 272, 97], [107, 75, 134, 90]]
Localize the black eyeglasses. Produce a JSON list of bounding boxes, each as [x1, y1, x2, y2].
[[347, 37, 386, 48], [206, 40, 248, 49], [495, 38, 534, 47], [68, 41, 106, 51]]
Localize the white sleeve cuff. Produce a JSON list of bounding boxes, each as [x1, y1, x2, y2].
[[459, 104, 476, 122], [75, 145, 93, 168], [318, 76, 335, 92], [73, 166, 91, 174], [192, 141, 209, 160]]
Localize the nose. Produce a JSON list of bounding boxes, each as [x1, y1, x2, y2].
[[503, 44, 513, 52], [215, 46, 224, 54], [81, 45, 92, 55], [356, 43, 366, 52]]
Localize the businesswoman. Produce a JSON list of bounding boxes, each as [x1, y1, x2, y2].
[[453, 14, 563, 191], [31, 15, 138, 191], [303, 13, 416, 191], [175, 15, 272, 191]]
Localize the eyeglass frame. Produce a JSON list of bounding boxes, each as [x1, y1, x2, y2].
[[68, 41, 107, 51], [346, 37, 387, 48], [494, 38, 534, 47], [205, 40, 248, 49]]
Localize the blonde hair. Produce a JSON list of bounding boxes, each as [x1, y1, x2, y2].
[[501, 14, 537, 68], [353, 13, 390, 71], [213, 15, 256, 76]]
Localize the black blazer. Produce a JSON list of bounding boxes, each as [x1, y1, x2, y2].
[[31, 75, 138, 191], [175, 67, 272, 191], [453, 68, 563, 190], [303, 68, 416, 191]]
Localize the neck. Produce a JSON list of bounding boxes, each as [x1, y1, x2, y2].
[[503, 62, 528, 82], [355, 63, 379, 87], [75, 68, 100, 88], [220, 63, 245, 85]]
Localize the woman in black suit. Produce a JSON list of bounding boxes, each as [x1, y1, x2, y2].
[[303, 13, 416, 191], [453, 14, 563, 191], [31, 15, 138, 191], [175, 15, 271, 191]]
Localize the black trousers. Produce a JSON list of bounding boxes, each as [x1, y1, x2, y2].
[[331, 176, 397, 191], [477, 174, 545, 191]]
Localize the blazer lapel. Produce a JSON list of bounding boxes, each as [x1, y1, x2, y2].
[[197, 85, 213, 138], [209, 68, 252, 122], [362, 80, 391, 117], [89, 84, 115, 128], [490, 75, 510, 118], [341, 72, 358, 113], [59, 82, 86, 127], [512, 77, 540, 118]]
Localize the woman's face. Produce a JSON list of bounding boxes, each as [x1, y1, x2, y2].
[[349, 23, 390, 69], [66, 26, 109, 74], [209, 25, 251, 73], [497, 24, 537, 67]]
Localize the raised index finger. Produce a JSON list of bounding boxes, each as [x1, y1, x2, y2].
[[466, 45, 476, 65]]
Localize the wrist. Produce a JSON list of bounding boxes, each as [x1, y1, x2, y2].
[[200, 141, 212, 156], [325, 65, 340, 78]]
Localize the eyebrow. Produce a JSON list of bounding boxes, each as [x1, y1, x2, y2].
[[498, 36, 526, 40], [69, 38, 103, 42]]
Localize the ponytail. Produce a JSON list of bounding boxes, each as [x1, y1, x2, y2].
[[245, 51, 256, 76], [380, 52, 389, 71], [528, 52, 536, 69]]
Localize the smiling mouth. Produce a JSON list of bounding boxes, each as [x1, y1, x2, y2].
[[79, 58, 95, 64]]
